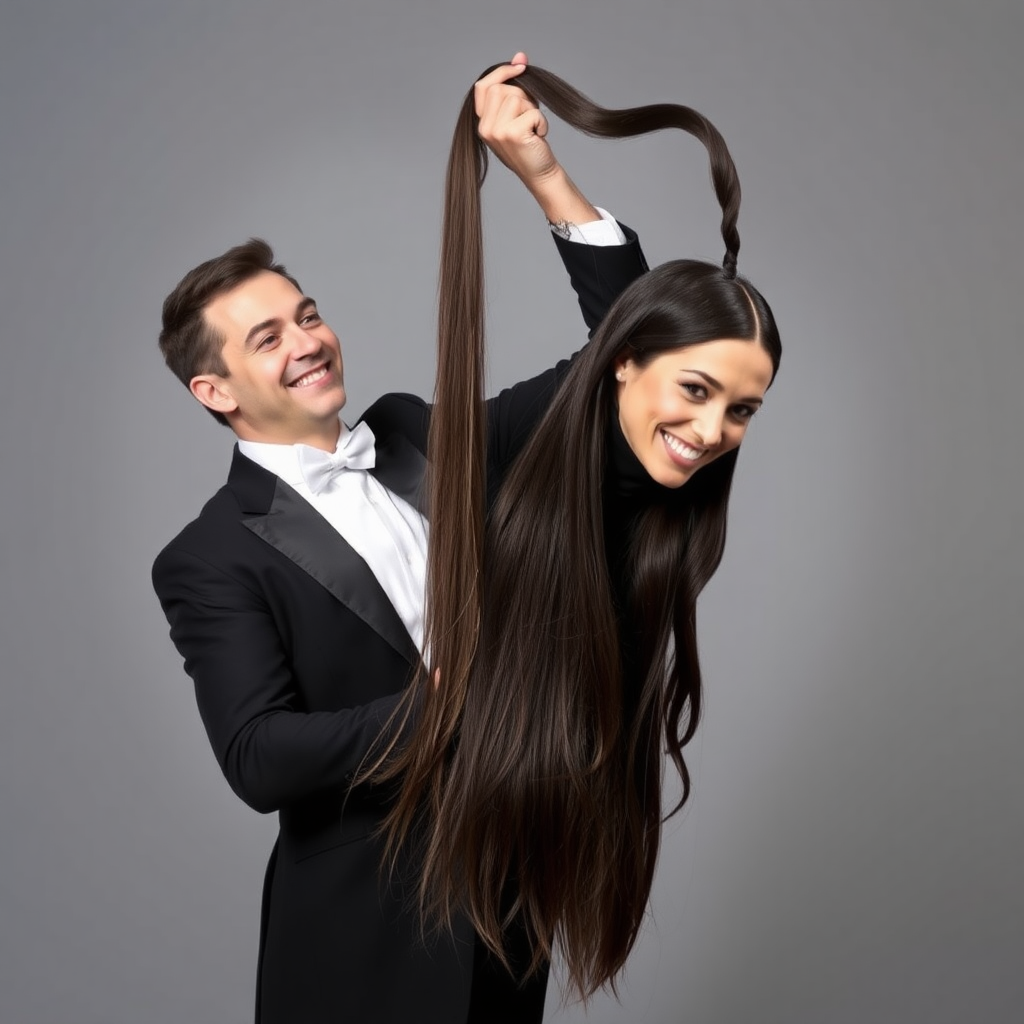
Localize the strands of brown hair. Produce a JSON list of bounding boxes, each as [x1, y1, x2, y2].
[[364, 64, 781, 1001]]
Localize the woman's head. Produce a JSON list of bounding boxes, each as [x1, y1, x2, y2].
[[587, 259, 781, 487]]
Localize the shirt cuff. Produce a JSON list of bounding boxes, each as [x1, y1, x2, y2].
[[550, 207, 627, 247]]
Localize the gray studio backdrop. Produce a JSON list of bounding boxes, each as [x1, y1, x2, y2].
[[1, 1, 1020, 1022]]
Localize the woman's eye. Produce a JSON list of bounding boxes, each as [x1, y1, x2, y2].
[[731, 405, 756, 421], [682, 382, 706, 399]]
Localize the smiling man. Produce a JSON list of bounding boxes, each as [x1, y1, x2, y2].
[[151, 56, 648, 1024], [192, 272, 348, 447]]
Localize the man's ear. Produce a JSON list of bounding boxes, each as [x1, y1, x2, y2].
[[190, 374, 239, 417]]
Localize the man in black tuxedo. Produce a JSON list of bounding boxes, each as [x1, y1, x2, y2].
[[152, 57, 648, 1023]]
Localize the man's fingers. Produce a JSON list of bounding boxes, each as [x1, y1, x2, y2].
[[475, 61, 527, 90], [478, 102, 546, 163], [478, 84, 537, 134], [494, 89, 536, 129], [505, 105, 547, 143], [474, 59, 529, 116], [474, 51, 557, 185]]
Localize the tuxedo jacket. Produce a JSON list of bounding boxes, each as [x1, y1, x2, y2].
[[152, 230, 648, 1024]]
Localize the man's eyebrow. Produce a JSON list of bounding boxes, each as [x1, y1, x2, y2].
[[683, 369, 764, 405], [243, 298, 317, 350], [244, 317, 280, 350]]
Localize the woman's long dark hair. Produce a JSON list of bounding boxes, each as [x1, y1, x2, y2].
[[366, 65, 782, 1000]]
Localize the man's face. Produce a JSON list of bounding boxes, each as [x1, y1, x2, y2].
[[193, 271, 346, 449]]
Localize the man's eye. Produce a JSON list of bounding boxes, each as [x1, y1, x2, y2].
[[301, 312, 321, 325]]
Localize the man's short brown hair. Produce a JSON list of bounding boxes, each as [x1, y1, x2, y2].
[[158, 238, 301, 426]]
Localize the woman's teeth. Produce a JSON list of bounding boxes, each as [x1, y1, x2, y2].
[[662, 431, 703, 460]]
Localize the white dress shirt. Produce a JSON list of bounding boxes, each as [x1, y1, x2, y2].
[[239, 425, 431, 654]]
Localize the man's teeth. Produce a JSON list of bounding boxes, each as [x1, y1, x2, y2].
[[662, 431, 704, 460], [290, 366, 328, 387]]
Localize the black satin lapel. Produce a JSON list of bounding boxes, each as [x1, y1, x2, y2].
[[227, 445, 278, 513], [243, 481, 418, 666], [370, 433, 429, 518]]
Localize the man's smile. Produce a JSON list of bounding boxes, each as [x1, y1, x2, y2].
[[287, 362, 332, 388]]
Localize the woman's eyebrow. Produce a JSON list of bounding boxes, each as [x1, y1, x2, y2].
[[682, 369, 723, 390], [683, 368, 764, 405]]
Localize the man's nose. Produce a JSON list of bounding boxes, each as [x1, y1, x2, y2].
[[288, 323, 322, 358]]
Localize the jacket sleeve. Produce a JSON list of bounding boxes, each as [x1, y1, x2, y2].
[[552, 222, 649, 336], [153, 543, 409, 814], [485, 221, 649, 472]]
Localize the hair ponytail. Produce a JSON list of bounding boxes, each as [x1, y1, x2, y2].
[[498, 66, 742, 272]]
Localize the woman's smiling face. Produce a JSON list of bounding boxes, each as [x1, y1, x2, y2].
[[614, 337, 775, 488]]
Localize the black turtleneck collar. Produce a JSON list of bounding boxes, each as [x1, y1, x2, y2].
[[606, 413, 677, 504]]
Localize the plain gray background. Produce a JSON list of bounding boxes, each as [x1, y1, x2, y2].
[[1, 1, 1020, 1021]]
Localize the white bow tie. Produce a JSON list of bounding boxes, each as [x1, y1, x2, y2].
[[296, 421, 377, 494]]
